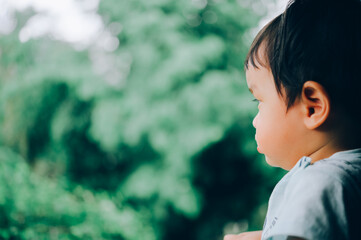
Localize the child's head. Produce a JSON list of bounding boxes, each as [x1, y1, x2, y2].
[[245, 0, 361, 170]]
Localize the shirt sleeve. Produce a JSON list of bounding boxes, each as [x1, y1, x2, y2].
[[264, 169, 349, 240]]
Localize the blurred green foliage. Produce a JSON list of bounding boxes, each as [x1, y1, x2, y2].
[[0, 0, 285, 239]]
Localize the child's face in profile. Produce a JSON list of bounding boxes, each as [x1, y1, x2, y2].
[[246, 62, 306, 170]]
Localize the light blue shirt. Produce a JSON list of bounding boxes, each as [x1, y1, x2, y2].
[[262, 148, 361, 240]]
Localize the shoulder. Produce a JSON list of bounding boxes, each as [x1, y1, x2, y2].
[[284, 163, 342, 198], [264, 153, 361, 240], [265, 161, 355, 239], [295, 157, 361, 195], [284, 163, 348, 212], [284, 160, 361, 212]]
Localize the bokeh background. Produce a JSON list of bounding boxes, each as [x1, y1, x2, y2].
[[0, 0, 286, 239]]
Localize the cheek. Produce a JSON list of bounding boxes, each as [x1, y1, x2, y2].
[[255, 109, 285, 147]]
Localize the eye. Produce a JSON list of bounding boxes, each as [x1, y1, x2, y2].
[[252, 98, 260, 104]]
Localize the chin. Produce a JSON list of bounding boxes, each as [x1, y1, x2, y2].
[[264, 155, 280, 168]]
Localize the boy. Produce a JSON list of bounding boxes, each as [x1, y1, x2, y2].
[[225, 0, 361, 239]]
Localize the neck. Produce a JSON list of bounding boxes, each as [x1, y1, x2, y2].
[[307, 136, 346, 164]]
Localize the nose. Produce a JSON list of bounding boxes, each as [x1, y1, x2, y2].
[[252, 113, 258, 128]]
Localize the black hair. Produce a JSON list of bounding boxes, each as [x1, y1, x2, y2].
[[244, 14, 282, 71], [246, 0, 361, 112]]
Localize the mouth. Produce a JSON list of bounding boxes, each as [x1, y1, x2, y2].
[[254, 133, 262, 153]]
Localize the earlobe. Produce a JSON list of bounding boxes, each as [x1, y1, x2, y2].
[[301, 81, 330, 129]]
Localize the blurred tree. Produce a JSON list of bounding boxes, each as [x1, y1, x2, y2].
[[0, 147, 157, 239], [0, 0, 285, 239]]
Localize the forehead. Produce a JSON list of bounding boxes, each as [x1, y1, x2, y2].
[[246, 43, 270, 71], [246, 64, 279, 98], [246, 64, 272, 85]]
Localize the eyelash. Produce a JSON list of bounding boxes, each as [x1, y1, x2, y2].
[[252, 98, 260, 103]]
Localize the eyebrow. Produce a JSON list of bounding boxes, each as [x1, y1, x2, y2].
[[248, 83, 256, 94]]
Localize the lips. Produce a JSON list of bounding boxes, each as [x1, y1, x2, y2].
[[253, 131, 263, 153], [255, 135, 262, 153], [255, 139, 262, 153]]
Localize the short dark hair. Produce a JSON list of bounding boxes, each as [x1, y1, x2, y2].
[[245, 0, 361, 117], [244, 14, 282, 72]]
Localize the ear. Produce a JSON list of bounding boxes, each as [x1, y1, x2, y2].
[[301, 81, 330, 129]]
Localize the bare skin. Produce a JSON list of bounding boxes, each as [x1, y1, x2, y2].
[[223, 230, 262, 240], [223, 231, 305, 240]]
